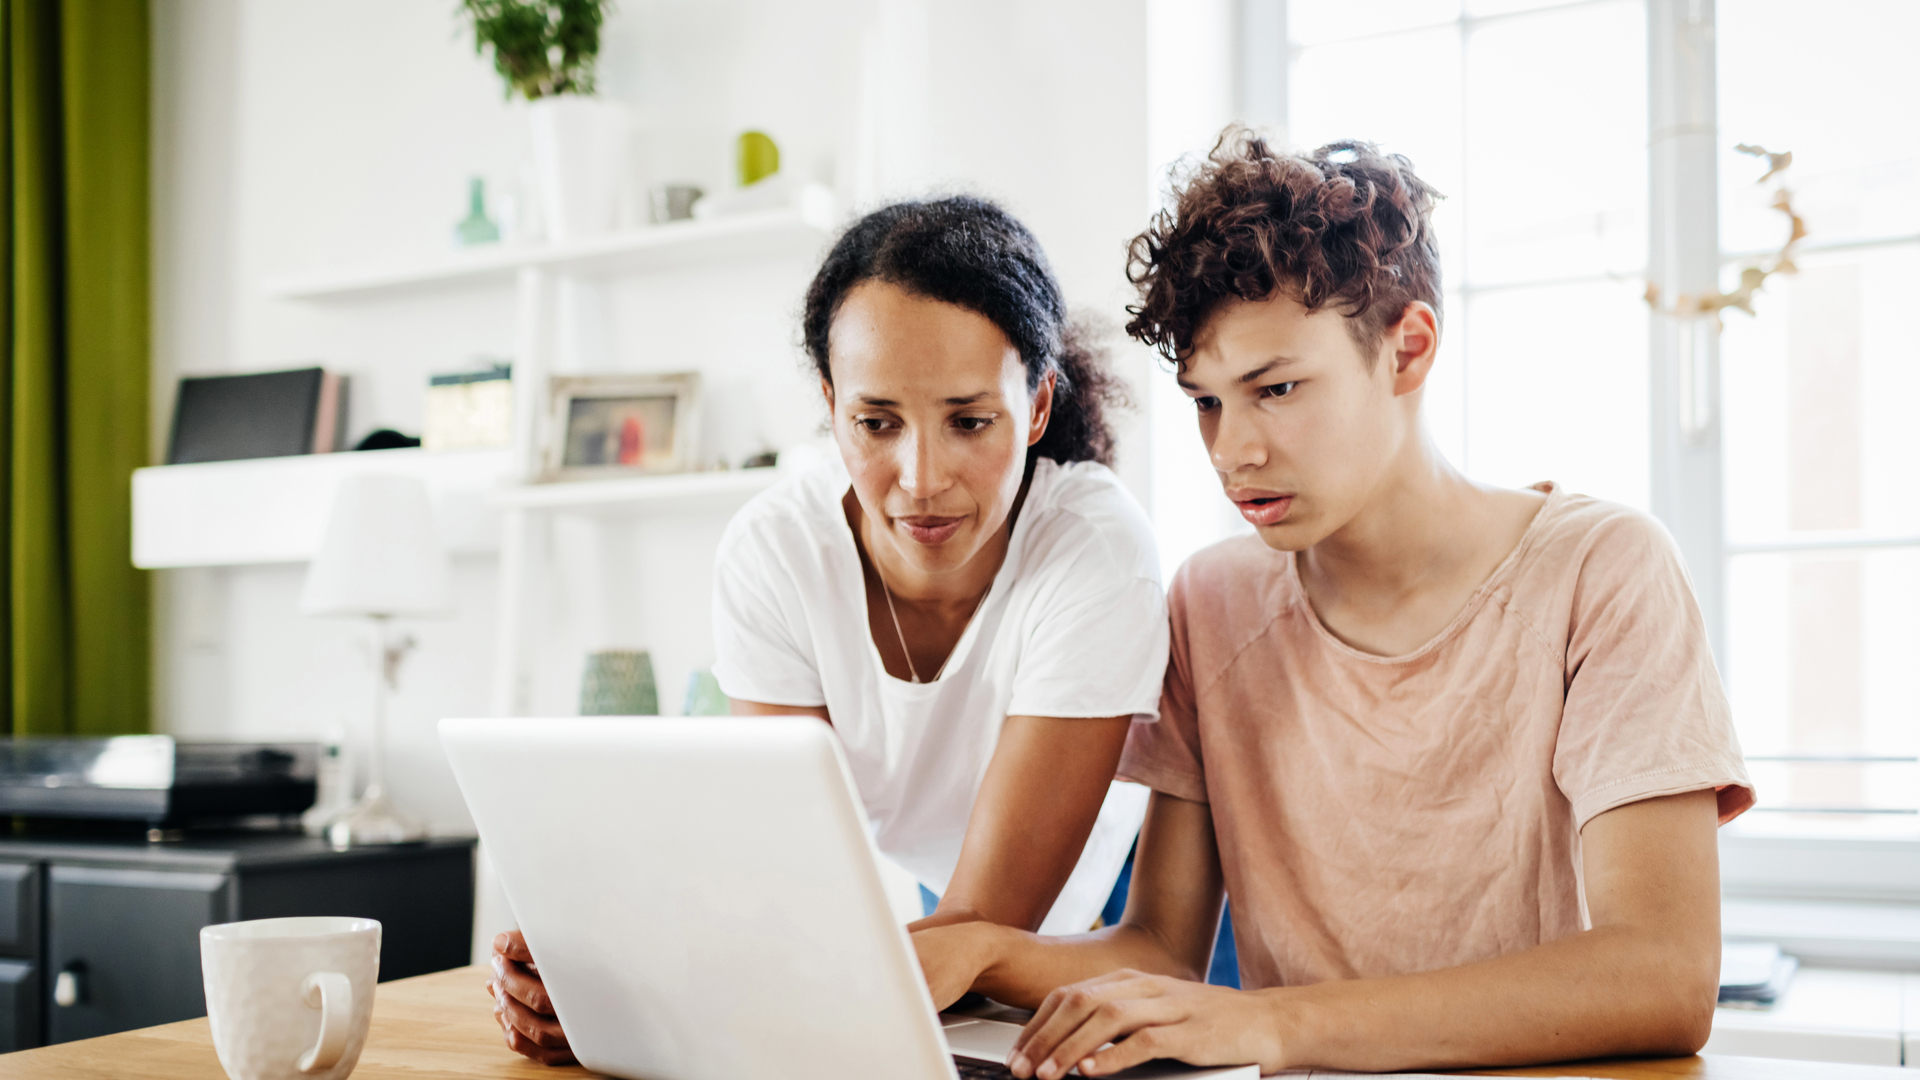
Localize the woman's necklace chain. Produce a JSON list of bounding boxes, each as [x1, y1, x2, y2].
[[878, 570, 989, 685]]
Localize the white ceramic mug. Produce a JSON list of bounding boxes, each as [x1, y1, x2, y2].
[[200, 916, 382, 1080]]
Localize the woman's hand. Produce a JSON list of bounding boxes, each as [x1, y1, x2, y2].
[[911, 919, 1007, 1011], [486, 930, 578, 1066], [1007, 969, 1284, 1079]]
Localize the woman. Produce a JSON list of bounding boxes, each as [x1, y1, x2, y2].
[[488, 196, 1168, 1063]]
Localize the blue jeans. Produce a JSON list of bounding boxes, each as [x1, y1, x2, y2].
[[922, 844, 1242, 989]]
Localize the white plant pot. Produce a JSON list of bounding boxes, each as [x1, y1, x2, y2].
[[528, 96, 629, 243]]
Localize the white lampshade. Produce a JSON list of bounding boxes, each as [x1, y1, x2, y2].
[[300, 474, 452, 617]]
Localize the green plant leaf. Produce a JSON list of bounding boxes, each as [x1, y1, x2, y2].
[[460, 0, 610, 100]]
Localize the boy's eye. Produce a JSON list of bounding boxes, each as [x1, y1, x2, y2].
[[856, 417, 896, 433], [954, 416, 993, 432], [1262, 381, 1299, 399], [1193, 396, 1220, 413]]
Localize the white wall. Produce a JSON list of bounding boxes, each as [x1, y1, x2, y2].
[[149, 0, 1159, 847], [1143, 0, 1257, 580]]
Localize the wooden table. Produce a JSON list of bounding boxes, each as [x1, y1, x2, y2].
[[0, 965, 1906, 1080]]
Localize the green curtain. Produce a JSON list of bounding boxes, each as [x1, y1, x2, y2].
[[1, 0, 149, 737]]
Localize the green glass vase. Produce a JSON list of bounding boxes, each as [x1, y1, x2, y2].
[[580, 650, 658, 716]]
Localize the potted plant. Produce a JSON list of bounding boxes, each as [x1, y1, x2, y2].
[[464, 0, 626, 241]]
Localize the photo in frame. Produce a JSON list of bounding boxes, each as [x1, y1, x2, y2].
[[542, 372, 701, 481]]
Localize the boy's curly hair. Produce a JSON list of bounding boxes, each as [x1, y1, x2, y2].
[[1125, 129, 1444, 366]]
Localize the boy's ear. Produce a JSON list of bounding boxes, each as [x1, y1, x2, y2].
[[1386, 302, 1440, 397], [820, 376, 835, 410]]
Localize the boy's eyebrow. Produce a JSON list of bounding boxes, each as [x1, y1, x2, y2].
[[1237, 357, 1299, 384], [1175, 356, 1299, 392]]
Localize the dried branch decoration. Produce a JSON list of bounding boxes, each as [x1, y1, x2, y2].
[[1645, 143, 1807, 325]]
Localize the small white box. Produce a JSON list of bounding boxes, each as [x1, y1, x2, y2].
[[424, 363, 513, 451]]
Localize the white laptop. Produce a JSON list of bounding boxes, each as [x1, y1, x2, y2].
[[441, 715, 1256, 1080]]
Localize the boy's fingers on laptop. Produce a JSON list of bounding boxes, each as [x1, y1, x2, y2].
[[1019, 975, 1285, 1078], [1025, 1003, 1184, 1079], [1012, 971, 1175, 1079], [1013, 967, 1147, 1055], [1075, 1023, 1179, 1078]]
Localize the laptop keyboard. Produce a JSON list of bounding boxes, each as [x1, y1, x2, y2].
[[953, 1056, 1016, 1079]]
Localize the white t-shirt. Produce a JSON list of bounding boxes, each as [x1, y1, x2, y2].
[[711, 455, 1168, 934]]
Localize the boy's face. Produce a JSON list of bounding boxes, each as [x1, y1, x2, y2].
[[1177, 293, 1436, 552]]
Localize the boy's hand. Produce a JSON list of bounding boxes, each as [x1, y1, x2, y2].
[[1007, 969, 1280, 1079], [486, 930, 578, 1066]]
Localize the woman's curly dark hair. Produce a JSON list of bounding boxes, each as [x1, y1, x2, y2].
[[803, 195, 1125, 467], [1125, 130, 1444, 366]]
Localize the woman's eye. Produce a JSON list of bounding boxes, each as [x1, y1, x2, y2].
[[954, 416, 993, 432], [855, 417, 895, 433], [1261, 381, 1299, 399], [1192, 396, 1220, 413]]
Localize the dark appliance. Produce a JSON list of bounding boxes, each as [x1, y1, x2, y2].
[[0, 738, 318, 826]]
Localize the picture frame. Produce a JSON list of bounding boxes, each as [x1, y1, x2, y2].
[[542, 372, 701, 481]]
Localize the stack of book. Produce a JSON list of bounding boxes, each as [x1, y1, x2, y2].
[[168, 367, 346, 464], [1719, 942, 1798, 1009]]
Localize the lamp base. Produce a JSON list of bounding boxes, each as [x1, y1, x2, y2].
[[324, 788, 426, 848]]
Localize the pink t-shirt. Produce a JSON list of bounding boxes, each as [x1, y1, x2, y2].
[[1119, 484, 1754, 990]]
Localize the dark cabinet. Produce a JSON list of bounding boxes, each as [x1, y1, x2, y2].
[[0, 834, 475, 1052], [0, 861, 43, 1050], [0, 862, 37, 955], [0, 959, 33, 1051], [45, 866, 233, 1043]]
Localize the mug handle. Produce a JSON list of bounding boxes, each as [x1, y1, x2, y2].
[[297, 971, 353, 1073]]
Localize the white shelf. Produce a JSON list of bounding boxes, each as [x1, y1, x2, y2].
[[490, 468, 781, 517], [133, 449, 514, 568], [132, 451, 785, 567], [264, 205, 833, 301], [251, 189, 829, 713]]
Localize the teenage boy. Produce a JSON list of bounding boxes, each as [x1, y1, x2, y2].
[[910, 133, 1752, 1078]]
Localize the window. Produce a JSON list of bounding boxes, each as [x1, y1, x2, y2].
[[1716, 0, 1920, 833], [1289, 0, 1652, 509], [1151, 0, 1919, 866], [1154, 0, 1656, 586]]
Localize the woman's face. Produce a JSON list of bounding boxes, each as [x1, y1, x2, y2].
[[824, 280, 1052, 579]]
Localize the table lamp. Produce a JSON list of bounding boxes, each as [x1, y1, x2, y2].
[[300, 473, 451, 845]]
